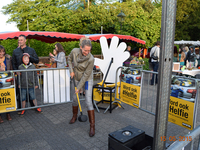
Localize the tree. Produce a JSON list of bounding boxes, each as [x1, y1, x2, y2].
[[175, 0, 200, 40], [2, 0, 162, 46]]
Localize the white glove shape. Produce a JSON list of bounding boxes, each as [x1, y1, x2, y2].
[[94, 36, 130, 83]]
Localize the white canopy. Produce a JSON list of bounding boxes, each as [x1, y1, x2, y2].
[[174, 40, 200, 45]]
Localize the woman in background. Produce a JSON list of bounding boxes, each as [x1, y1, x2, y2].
[[49, 43, 66, 68], [177, 47, 186, 66], [0, 45, 13, 123]]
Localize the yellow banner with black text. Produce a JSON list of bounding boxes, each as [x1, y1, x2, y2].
[[0, 88, 17, 113], [120, 82, 140, 108], [168, 96, 194, 130]]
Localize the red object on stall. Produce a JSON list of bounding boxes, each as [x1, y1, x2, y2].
[[0, 31, 85, 43]]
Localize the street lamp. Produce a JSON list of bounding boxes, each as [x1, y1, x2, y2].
[[117, 10, 126, 31]]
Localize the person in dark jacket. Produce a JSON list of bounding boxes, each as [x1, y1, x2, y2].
[[12, 34, 39, 70], [123, 46, 132, 67], [18, 54, 42, 117], [12, 35, 39, 109], [186, 46, 196, 66]]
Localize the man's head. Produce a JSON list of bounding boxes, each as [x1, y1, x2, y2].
[[127, 46, 131, 51], [18, 35, 26, 48], [155, 41, 160, 47], [22, 54, 30, 65], [190, 46, 194, 53], [79, 37, 92, 56]]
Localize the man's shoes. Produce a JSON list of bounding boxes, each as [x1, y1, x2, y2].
[[19, 110, 25, 117], [35, 108, 43, 113]]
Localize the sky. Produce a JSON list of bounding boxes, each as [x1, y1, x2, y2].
[[0, 0, 19, 32]]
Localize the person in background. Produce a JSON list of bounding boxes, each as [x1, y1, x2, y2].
[[150, 41, 160, 85], [49, 43, 66, 68], [68, 37, 95, 137], [177, 47, 186, 66], [18, 54, 42, 117], [123, 46, 132, 67], [173, 46, 178, 62], [186, 46, 196, 66], [0, 45, 13, 123]]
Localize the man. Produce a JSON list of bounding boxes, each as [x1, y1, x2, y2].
[[123, 46, 132, 67], [150, 41, 160, 85], [12, 35, 39, 109], [186, 46, 196, 66], [12, 35, 39, 70]]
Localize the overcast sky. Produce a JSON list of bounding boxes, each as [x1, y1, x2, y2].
[[0, 0, 19, 32]]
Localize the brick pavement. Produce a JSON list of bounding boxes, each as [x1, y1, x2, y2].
[[0, 76, 200, 149], [1, 99, 200, 150]]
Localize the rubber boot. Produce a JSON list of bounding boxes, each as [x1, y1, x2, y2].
[[0, 116, 3, 123], [6, 113, 12, 121], [88, 110, 95, 137], [69, 106, 78, 124]]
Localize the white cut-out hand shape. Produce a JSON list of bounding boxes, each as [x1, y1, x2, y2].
[[94, 36, 130, 83]]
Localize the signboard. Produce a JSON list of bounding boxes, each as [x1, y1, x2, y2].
[[168, 97, 194, 130], [120, 82, 141, 108], [93, 84, 119, 102], [0, 72, 16, 113], [168, 77, 197, 130]]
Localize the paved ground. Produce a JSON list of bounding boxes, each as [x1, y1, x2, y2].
[[0, 76, 200, 150]]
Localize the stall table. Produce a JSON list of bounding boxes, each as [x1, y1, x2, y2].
[[172, 69, 200, 77]]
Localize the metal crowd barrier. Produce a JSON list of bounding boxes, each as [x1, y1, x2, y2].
[[1, 67, 88, 112], [167, 125, 200, 150], [119, 66, 200, 149]]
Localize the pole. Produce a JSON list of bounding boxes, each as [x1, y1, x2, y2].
[[152, 0, 177, 149], [101, 26, 103, 34], [27, 20, 29, 31]]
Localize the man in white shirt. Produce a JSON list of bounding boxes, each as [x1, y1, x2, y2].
[[150, 41, 160, 85]]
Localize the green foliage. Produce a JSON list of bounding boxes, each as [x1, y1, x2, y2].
[[175, 0, 200, 40], [0, 39, 101, 57], [1, 0, 163, 47], [0, 39, 18, 56], [143, 58, 150, 70]]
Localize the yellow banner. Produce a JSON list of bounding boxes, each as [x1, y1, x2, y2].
[[120, 82, 140, 108], [0, 88, 17, 113], [168, 96, 194, 130], [93, 88, 119, 102]]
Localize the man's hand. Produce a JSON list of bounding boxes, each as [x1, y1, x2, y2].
[[94, 36, 130, 83]]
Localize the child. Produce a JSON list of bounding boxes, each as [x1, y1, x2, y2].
[[126, 70, 134, 84], [171, 80, 184, 98], [18, 54, 42, 116]]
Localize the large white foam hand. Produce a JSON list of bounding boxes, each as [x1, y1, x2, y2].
[[94, 36, 130, 83]]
